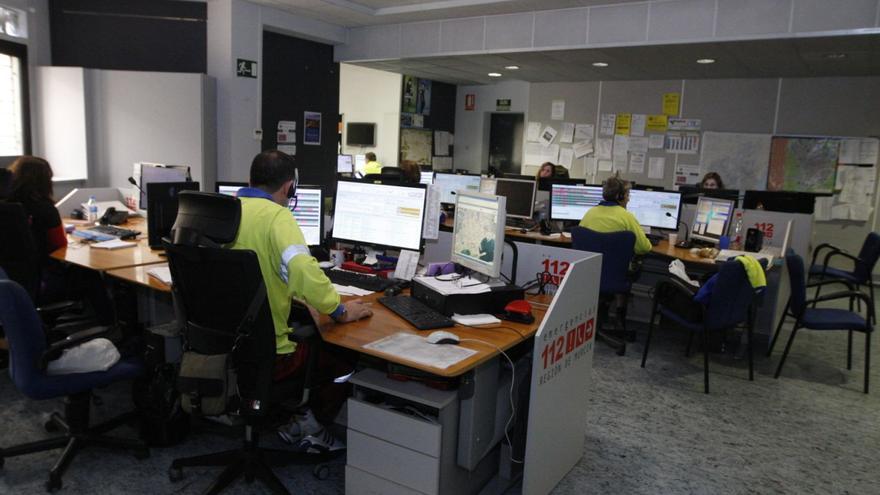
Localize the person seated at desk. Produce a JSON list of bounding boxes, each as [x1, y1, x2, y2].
[[399, 160, 421, 183], [700, 172, 724, 189], [579, 174, 652, 256], [363, 152, 382, 175], [230, 150, 372, 451]]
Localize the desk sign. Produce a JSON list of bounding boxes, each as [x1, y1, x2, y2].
[[522, 255, 600, 494], [236, 59, 257, 78]]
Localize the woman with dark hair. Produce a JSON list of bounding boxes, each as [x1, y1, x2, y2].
[[398, 160, 421, 183], [536, 162, 556, 179], [700, 172, 724, 190], [8, 156, 67, 257]]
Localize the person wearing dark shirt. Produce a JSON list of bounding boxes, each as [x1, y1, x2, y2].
[[8, 156, 67, 258]]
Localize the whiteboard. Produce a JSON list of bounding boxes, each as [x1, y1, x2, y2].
[[699, 132, 772, 191]]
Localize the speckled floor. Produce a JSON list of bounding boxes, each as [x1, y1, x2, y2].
[[1, 317, 877, 494]]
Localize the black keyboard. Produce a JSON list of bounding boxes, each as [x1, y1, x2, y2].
[[506, 218, 534, 230], [88, 225, 140, 240], [646, 234, 662, 246], [323, 269, 397, 292], [378, 296, 456, 330]]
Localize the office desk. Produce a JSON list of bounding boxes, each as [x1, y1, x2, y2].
[[51, 217, 166, 271], [106, 263, 171, 293]]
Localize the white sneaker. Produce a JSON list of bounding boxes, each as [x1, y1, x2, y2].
[[277, 409, 322, 444], [296, 428, 346, 454]]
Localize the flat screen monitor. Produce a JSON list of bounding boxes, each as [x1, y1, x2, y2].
[[337, 155, 354, 174], [147, 181, 199, 249], [354, 154, 367, 176], [346, 123, 376, 146], [139, 164, 190, 209], [742, 190, 820, 214], [494, 178, 536, 219], [549, 184, 603, 221], [538, 177, 584, 192], [420, 171, 434, 185], [433, 173, 482, 205], [332, 179, 427, 251], [678, 185, 740, 207], [691, 196, 735, 244], [289, 186, 323, 246], [451, 191, 506, 278], [628, 189, 682, 230], [215, 181, 247, 197]]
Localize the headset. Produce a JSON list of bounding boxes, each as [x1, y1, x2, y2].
[[286, 165, 300, 210], [603, 175, 628, 204]]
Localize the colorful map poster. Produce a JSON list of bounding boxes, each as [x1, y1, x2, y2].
[[767, 137, 839, 193]]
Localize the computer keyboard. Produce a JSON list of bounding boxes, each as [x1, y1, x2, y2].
[[89, 225, 141, 240], [506, 218, 534, 230], [378, 296, 456, 331], [646, 234, 662, 246], [323, 268, 397, 292]]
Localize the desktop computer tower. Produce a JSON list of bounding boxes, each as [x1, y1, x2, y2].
[[411, 278, 524, 316]]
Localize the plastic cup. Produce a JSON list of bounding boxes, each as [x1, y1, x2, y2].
[[668, 233, 678, 246]]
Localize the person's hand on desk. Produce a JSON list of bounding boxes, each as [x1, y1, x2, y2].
[[331, 299, 374, 323]]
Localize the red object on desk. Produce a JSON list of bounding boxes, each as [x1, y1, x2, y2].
[[341, 261, 375, 273]]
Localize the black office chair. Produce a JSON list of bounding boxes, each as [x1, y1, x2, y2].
[[164, 191, 329, 495], [553, 165, 570, 178], [808, 232, 880, 324], [571, 227, 641, 355]]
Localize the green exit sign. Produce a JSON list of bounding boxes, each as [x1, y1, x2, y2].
[[236, 59, 257, 78]]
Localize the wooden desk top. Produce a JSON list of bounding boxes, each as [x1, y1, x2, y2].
[[51, 217, 167, 272], [106, 263, 172, 293], [320, 292, 552, 377], [650, 240, 717, 266]]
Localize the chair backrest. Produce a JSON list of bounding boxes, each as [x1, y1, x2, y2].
[[854, 232, 880, 282], [0, 202, 40, 301], [786, 251, 808, 316], [571, 227, 635, 294], [703, 260, 756, 330], [553, 165, 570, 178], [0, 279, 49, 398], [380, 166, 403, 177]]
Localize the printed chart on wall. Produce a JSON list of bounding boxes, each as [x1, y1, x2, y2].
[[400, 128, 433, 165], [767, 137, 839, 193], [700, 132, 771, 191]]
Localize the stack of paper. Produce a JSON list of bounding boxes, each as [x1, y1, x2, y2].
[[414, 276, 491, 295], [333, 284, 373, 296], [147, 266, 173, 285], [91, 239, 137, 250]]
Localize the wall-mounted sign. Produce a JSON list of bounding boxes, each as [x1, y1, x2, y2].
[[465, 94, 476, 111], [303, 111, 321, 146], [496, 99, 511, 111], [236, 59, 257, 78]]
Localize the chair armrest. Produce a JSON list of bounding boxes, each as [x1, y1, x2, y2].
[[38, 326, 111, 370], [821, 250, 861, 273], [810, 243, 842, 268], [805, 279, 855, 290], [805, 291, 874, 321], [36, 300, 80, 316]]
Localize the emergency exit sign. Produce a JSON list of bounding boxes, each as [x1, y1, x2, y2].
[[236, 59, 257, 78]]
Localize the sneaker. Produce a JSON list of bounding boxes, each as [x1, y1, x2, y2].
[[295, 428, 346, 454], [277, 409, 322, 444]]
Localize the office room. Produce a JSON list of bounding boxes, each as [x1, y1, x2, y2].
[[1, 0, 879, 494]]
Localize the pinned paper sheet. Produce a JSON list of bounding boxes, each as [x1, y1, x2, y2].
[[648, 134, 665, 149], [648, 157, 665, 179], [524, 142, 560, 165], [585, 157, 598, 179], [814, 196, 834, 221], [527, 122, 542, 142], [560, 122, 575, 143], [646, 115, 668, 133], [573, 140, 594, 158], [612, 151, 628, 173], [598, 159, 613, 172], [615, 113, 632, 135], [628, 137, 649, 153], [559, 147, 574, 169], [551, 100, 565, 120], [849, 205, 873, 222], [422, 184, 441, 240], [613, 135, 629, 154], [575, 124, 594, 141], [540, 126, 558, 146], [631, 114, 646, 137], [600, 114, 616, 136], [839, 138, 879, 165], [629, 152, 646, 174], [831, 204, 850, 220], [596, 138, 613, 159], [665, 132, 701, 154]]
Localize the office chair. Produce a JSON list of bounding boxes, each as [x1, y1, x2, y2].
[[641, 260, 758, 394], [164, 192, 330, 495], [362, 172, 404, 184], [808, 232, 880, 324], [553, 165, 570, 178], [380, 166, 404, 178], [771, 252, 874, 393], [0, 277, 147, 492], [571, 227, 641, 356]]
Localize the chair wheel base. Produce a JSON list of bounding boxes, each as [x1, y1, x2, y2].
[[313, 464, 329, 480], [168, 466, 184, 482]]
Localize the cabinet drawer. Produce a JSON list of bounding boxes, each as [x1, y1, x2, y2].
[[345, 465, 424, 495], [348, 398, 442, 457], [348, 430, 440, 495]]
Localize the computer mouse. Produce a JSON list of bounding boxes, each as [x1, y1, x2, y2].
[[426, 331, 460, 345], [384, 285, 402, 297]]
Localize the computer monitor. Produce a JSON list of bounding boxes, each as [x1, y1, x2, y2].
[[627, 189, 682, 230], [691, 196, 735, 244], [337, 155, 354, 174], [678, 185, 740, 208], [354, 154, 367, 176], [741, 190, 821, 214], [419, 171, 434, 185], [215, 181, 247, 197], [494, 178, 536, 219], [538, 177, 584, 192], [289, 186, 323, 246], [433, 173, 482, 205], [147, 181, 200, 249], [451, 191, 506, 279], [549, 184, 603, 221], [139, 164, 190, 209], [331, 179, 427, 252]]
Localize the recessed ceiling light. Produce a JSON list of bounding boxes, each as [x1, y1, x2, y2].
[[488, 72, 502, 77], [504, 65, 520, 70], [696, 58, 716, 64], [592, 62, 609, 67]]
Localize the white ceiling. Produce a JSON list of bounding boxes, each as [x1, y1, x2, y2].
[[353, 34, 880, 85], [251, 0, 643, 27]]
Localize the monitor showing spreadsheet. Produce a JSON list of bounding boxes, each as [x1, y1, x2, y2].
[[337, 155, 354, 174], [289, 186, 323, 246], [433, 173, 481, 205], [215, 182, 247, 197], [627, 189, 682, 230], [549, 184, 603, 221], [332, 180, 427, 251], [691, 196, 735, 244]]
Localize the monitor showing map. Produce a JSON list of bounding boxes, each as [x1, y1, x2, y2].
[[450, 191, 506, 278]]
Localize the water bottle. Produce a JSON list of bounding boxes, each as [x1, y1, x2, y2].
[[86, 196, 98, 223], [731, 212, 744, 250]]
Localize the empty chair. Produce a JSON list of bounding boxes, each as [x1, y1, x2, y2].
[[808, 232, 880, 323]]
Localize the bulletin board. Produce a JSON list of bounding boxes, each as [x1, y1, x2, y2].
[[400, 128, 433, 165]]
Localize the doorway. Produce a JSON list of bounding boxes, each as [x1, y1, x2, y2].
[[487, 112, 523, 175]]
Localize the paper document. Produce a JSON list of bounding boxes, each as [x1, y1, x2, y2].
[[147, 266, 172, 285], [813, 196, 834, 221], [540, 126, 558, 146], [393, 250, 420, 281], [596, 138, 613, 160], [629, 152, 646, 174], [558, 148, 574, 169], [628, 137, 649, 153], [422, 185, 441, 240], [559, 122, 575, 143], [332, 284, 373, 297], [414, 276, 491, 295], [573, 140, 594, 158], [551, 100, 565, 120], [600, 114, 616, 136], [364, 333, 477, 369], [597, 160, 613, 172], [452, 314, 501, 326], [631, 114, 646, 137], [648, 134, 665, 149], [526, 122, 542, 142], [575, 124, 594, 141], [648, 157, 665, 179], [91, 239, 137, 250]]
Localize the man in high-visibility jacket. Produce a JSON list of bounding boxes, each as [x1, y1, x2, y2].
[[363, 152, 382, 175], [230, 150, 372, 452]]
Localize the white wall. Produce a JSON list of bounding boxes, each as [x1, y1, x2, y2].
[[339, 63, 401, 167], [33, 67, 88, 181], [207, 0, 346, 182], [453, 80, 530, 173]]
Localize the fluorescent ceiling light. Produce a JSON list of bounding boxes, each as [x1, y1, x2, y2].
[[696, 58, 716, 64], [592, 62, 609, 67], [504, 65, 519, 70], [488, 72, 502, 77]]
